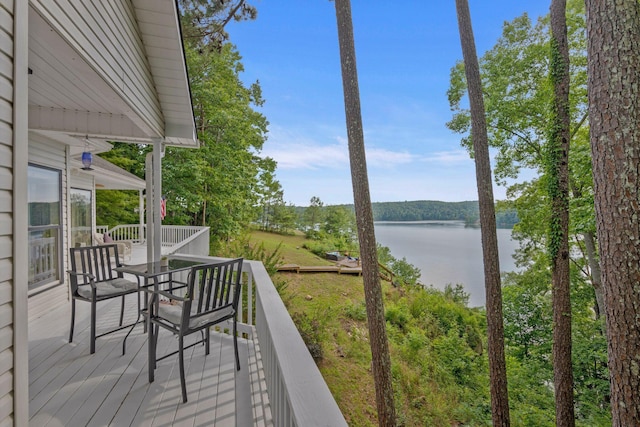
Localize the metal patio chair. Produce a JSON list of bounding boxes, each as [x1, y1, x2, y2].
[[68, 244, 140, 354], [149, 258, 244, 402]]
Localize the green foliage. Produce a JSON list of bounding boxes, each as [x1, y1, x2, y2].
[[297, 200, 518, 228], [385, 304, 410, 330], [302, 196, 325, 233], [95, 190, 140, 228], [376, 245, 421, 288], [226, 235, 283, 275], [443, 283, 471, 306], [344, 301, 367, 321], [160, 42, 269, 250], [501, 264, 611, 424], [261, 229, 608, 425], [384, 286, 490, 425], [256, 157, 297, 233], [95, 145, 147, 227], [446, 0, 588, 256], [302, 237, 359, 259], [372, 200, 479, 222], [321, 205, 356, 240], [291, 311, 324, 362], [502, 270, 552, 360], [178, 0, 257, 50]]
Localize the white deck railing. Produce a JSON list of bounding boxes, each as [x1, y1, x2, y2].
[[29, 236, 58, 286], [96, 225, 109, 235], [105, 224, 145, 243], [101, 224, 209, 249], [162, 226, 210, 257], [168, 254, 348, 427]]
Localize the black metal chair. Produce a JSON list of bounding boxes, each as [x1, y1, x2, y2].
[[68, 244, 140, 354], [149, 258, 244, 402]]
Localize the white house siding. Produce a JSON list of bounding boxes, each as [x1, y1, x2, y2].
[[29, 0, 164, 137], [0, 1, 15, 424], [27, 134, 70, 322]]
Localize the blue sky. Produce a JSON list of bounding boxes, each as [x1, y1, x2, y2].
[[226, 1, 550, 206]]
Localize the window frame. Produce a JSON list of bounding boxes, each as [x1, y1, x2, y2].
[[28, 163, 63, 290]]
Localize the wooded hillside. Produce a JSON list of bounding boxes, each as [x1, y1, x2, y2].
[[295, 200, 518, 228]]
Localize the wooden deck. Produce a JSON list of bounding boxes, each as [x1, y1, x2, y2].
[[28, 292, 273, 426], [276, 264, 363, 275]]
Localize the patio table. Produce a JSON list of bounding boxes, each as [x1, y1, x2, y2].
[[115, 258, 206, 382]]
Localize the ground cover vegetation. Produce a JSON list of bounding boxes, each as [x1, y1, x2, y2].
[[92, 1, 636, 424], [241, 228, 608, 426]]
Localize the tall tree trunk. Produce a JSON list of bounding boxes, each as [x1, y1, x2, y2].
[[582, 231, 604, 318], [202, 183, 207, 227], [572, 185, 604, 317], [585, 1, 640, 425], [334, 1, 396, 425], [454, 1, 510, 425], [548, 1, 575, 425]]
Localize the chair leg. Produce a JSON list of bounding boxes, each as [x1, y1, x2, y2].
[[119, 295, 125, 326], [179, 335, 187, 403], [152, 325, 160, 369], [69, 299, 76, 343], [205, 328, 210, 355], [91, 301, 97, 354], [234, 320, 240, 371]]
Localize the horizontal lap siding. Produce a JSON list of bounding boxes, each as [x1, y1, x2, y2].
[[27, 136, 69, 322], [30, 0, 163, 136], [0, 0, 13, 424]]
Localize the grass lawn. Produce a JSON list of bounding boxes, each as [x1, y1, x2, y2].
[[249, 230, 384, 426]]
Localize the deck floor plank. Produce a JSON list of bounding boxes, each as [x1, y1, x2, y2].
[[29, 293, 272, 426], [176, 334, 223, 426]]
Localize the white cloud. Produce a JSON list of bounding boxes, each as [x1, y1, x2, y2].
[[422, 149, 473, 164], [261, 126, 418, 170]]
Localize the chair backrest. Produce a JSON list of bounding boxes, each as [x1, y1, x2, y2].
[[69, 244, 122, 291], [184, 258, 244, 320]]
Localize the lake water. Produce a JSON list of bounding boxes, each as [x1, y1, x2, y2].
[[374, 220, 519, 307]]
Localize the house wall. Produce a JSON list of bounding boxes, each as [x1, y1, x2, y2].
[[29, 0, 164, 137], [4, 0, 29, 424], [26, 135, 72, 322], [0, 1, 15, 422]]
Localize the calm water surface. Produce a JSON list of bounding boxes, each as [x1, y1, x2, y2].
[[374, 220, 519, 307]]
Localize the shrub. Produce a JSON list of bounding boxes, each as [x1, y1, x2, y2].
[[229, 237, 283, 275], [344, 301, 367, 321], [385, 304, 410, 330], [291, 312, 323, 362]]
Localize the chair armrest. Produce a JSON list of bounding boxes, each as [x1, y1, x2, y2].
[[67, 270, 96, 281]]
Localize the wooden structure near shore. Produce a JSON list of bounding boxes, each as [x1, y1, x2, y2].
[[276, 261, 396, 285], [276, 264, 361, 275]]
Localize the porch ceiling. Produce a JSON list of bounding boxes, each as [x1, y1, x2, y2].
[[27, 1, 197, 150], [71, 155, 146, 191]]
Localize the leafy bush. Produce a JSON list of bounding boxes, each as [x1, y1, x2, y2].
[[302, 236, 358, 259], [291, 312, 324, 362], [228, 236, 283, 275], [385, 304, 410, 330], [344, 301, 367, 321]]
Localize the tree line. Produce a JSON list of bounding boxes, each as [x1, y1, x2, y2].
[[449, 0, 639, 425]]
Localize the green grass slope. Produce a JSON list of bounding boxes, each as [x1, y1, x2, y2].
[[249, 231, 491, 426]]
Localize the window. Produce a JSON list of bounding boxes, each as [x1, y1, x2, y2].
[[28, 165, 62, 289], [70, 188, 92, 248]]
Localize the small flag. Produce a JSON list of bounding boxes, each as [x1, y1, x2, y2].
[[160, 196, 166, 220]]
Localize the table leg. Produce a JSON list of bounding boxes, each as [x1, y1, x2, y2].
[[148, 281, 157, 383], [122, 276, 142, 355]]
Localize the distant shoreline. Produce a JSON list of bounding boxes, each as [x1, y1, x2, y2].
[[297, 200, 518, 228]]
